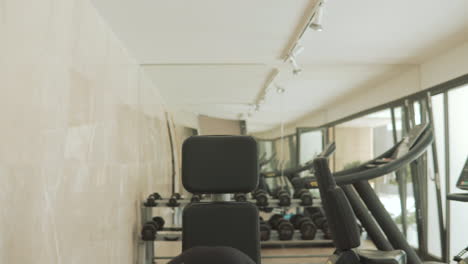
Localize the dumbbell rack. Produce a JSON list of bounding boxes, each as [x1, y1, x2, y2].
[[140, 197, 333, 264], [144, 198, 323, 208]]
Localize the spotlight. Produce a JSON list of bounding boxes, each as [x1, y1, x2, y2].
[[289, 56, 302, 75], [291, 44, 304, 58], [309, 1, 324, 31], [276, 86, 285, 94]]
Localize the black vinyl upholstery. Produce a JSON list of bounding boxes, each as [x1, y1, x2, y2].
[[169, 246, 256, 264], [182, 136, 258, 193], [357, 249, 407, 264], [181, 135, 260, 263], [313, 158, 361, 250], [183, 203, 260, 263]]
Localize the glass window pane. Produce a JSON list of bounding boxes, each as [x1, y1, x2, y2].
[[393, 107, 404, 141], [335, 109, 405, 234], [257, 140, 274, 171], [299, 129, 323, 164], [426, 94, 446, 258], [274, 135, 296, 170], [414, 101, 422, 125], [448, 85, 468, 258]]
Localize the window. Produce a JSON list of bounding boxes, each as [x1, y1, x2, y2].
[[313, 78, 468, 260], [426, 94, 446, 258], [298, 128, 323, 165], [448, 85, 468, 258], [334, 109, 406, 231], [274, 136, 293, 170], [257, 140, 274, 171]]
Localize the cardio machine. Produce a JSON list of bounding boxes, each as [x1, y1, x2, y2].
[[314, 153, 468, 264]]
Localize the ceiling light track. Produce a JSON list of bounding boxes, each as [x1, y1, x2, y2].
[[140, 63, 267, 67], [285, 0, 325, 59], [283, 0, 325, 76], [240, 0, 327, 122]]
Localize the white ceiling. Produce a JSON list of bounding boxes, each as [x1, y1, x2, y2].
[[298, 0, 468, 64], [91, 0, 313, 63], [91, 0, 468, 132]]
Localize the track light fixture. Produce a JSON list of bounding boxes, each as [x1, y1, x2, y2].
[[309, 1, 325, 31], [289, 56, 302, 75], [276, 85, 285, 94], [291, 44, 304, 58], [254, 104, 260, 112]]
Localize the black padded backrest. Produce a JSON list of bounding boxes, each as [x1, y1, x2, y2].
[[182, 135, 261, 263], [182, 135, 258, 193], [183, 203, 260, 264], [313, 158, 361, 250]]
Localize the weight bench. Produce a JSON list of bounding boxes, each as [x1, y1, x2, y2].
[[181, 135, 261, 264]]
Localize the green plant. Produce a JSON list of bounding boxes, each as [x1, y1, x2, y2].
[[394, 212, 416, 225], [343, 161, 362, 170]]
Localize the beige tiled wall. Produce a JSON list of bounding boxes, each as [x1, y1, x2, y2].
[[334, 127, 374, 171], [0, 0, 173, 263]]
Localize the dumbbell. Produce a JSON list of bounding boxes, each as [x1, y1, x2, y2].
[[290, 214, 317, 240], [294, 189, 313, 206], [152, 216, 165, 230], [310, 212, 326, 228], [310, 212, 332, 238], [268, 214, 294, 241], [260, 207, 274, 213], [144, 192, 162, 207], [275, 189, 291, 207], [259, 217, 271, 241], [322, 225, 332, 239], [167, 193, 181, 207], [141, 217, 165, 241], [234, 193, 247, 202], [312, 215, 332, 239], [191, 194, 203, 203], [252, 189, 269, 207]]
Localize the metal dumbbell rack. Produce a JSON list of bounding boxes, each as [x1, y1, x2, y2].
[[139, 196, 333, 264]]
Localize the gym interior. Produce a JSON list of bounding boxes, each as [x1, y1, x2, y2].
[[1, 1, 467, 264]]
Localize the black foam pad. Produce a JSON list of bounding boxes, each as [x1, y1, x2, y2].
[[314, 158, 361, 250], [183, 203, 260, 263], [169, 246, 256, 264], [182, 136, 258, 193]]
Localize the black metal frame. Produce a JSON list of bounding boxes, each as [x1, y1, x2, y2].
[[298, 73, 468, 262], [254, 73, 468, 262]]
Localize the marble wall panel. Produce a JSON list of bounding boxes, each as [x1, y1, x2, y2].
[[0, 0, 175, 263]]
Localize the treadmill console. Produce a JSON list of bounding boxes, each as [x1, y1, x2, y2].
[[448, 155, 468, 202], [456, 156, 468, 191]]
